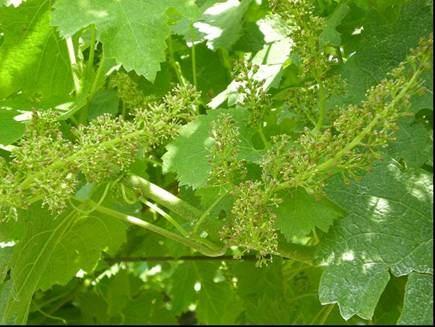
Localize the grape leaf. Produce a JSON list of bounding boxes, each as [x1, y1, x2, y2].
[[339, 1, 433, 104], [0, 205, 126, 324], [101, 270, 131, 317], [162, 107, 262, 189], [0, 247, 12, 281], [0, 109, 25, 145], [88, 89, 119, 120], [319, 3, 350, 47], [275, 188, 343, 241], [197, 280, 243, 324], [194, 0, 253, 51], [0, 0, 72, 104], [195, 261, 243, 324], [122, 291, 177, 324], [387, 117, 432, 168], [168, 262, 198, 315], [317, 160, 433, 320], [397, 272, 433, 325], [52, 0, 195, 82]]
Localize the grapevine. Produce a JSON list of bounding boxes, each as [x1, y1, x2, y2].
[[0, 0, 432, 324]]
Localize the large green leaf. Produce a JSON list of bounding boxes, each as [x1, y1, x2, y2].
[[0, 205, 126, 324], [197, 279, 243, 324], [339, 1, 433, 104], [387, 117, 432, 168], [397, 272, 433, 325], [0, 0, 72, 104], [317, 160, 433, 320], [52, 0, 195, 82]]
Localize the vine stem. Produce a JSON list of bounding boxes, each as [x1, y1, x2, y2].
[[126, 175, 202, 222], [141, 198, 189, 237], [86, 25, 96, 80], [105, 255, 259, 263], [90, 201, 226, 257], [65, 37, 81, 95], [314, 80, 326, 132], [88, 53, 106, 100], [192, 191, 227, 233], [167, 36, 186, 86], [191, 43, 198, 87]]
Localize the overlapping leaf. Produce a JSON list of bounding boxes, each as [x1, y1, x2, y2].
[[0, 205, 126, 324], [52, 0, 196, 81], [397, 272, 433, 325], [317, 160, 433, 320]]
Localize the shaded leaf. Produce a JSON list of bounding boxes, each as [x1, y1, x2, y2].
[[317, 160, 433, 320], [397, 272, 433, 325]]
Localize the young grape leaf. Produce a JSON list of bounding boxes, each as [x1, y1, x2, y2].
[[87, 89, 119, 120], [317, 159, 433, 320], [122, 290, 177, 324], [319, 3, 350, 47], [162, 107, 262, 189], [275, 188, 344, 241], [0, 247, 12, 282], [52, 0, 195, 82], [100, 270, 131, 317], [397, 272, 433, 325]]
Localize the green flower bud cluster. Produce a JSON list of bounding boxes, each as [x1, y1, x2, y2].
[[263, 34, 433, 195], [234, 61, 271, 125], [222, 180, 278, 264], [0, 84, 202, 220], [134, 83, 201, 146], [0, 158, 20, 221], [109, 71, 152, 110], [207, 113, 246, 188], [11, 111, 78, 213], [219, 34, 432, 260], [262, 131, 335, 194], [162, 83, 202, 120], [73, 115, 140, 183], [271, 0, 328, 80]]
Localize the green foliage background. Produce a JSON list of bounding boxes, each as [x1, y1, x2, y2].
[[0, 0, 432, 325]]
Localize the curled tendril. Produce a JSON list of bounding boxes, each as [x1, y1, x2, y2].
[[120, 183, 138, 205], [69, 181, 113, 215]]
